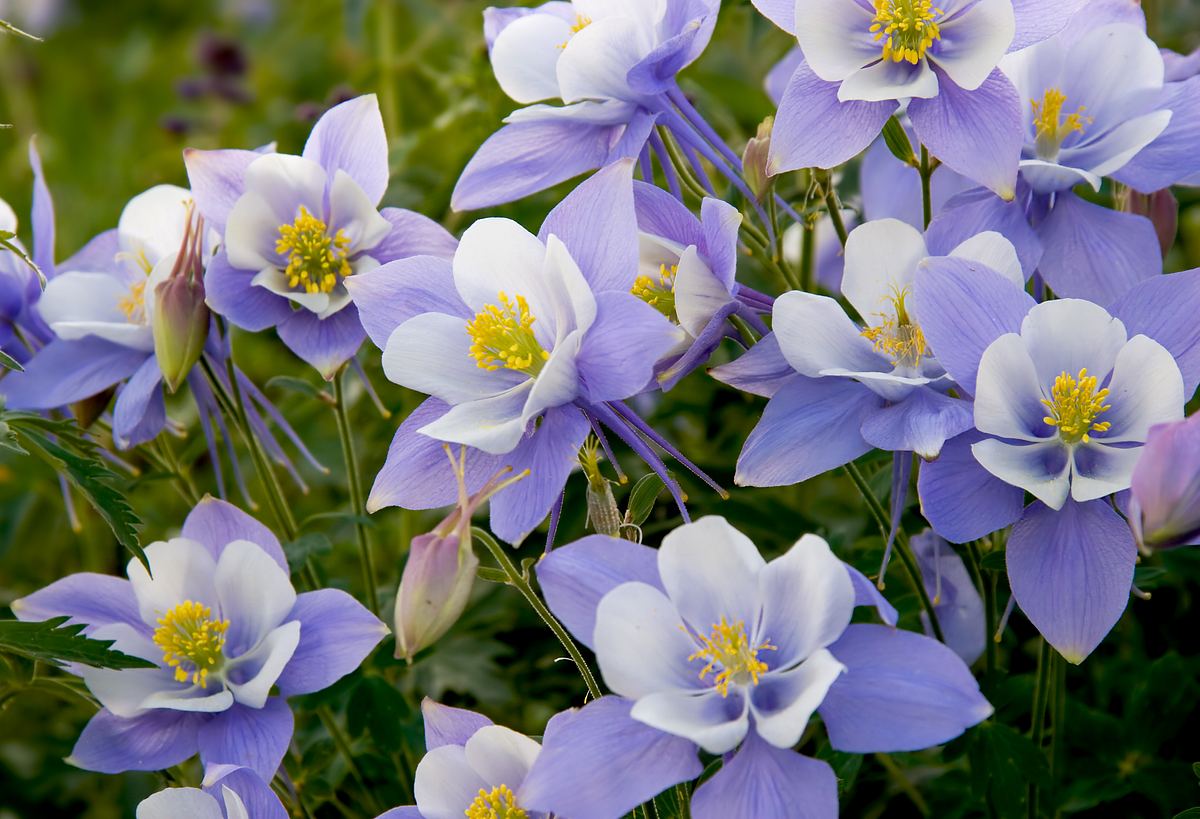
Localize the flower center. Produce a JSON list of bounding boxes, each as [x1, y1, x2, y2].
[[860, 286, 928, 368], [870, 0, 943, 65], [631, 263, 678, 321], [465, 784, 527, 819], [1031, 88, 1091, 159], [275, 206, 353, 295], [118, 279, 148, 323], [558, 14, 592, 49], [687, 616, 776, 697], [153, 600, 229, 688], [1041, 368, 1112, 445], [466, 292, 549, 376]]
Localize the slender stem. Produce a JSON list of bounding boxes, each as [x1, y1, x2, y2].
[[473, 527, 604, 700], [965, 540, 997, 676], [822, 179, 849, 247], [1028, 639, 1053, 819], [317, 705, 385, 816], [919, 145, 933, 229], [799, 218, 816, 293], [334, 367, 379, 614], [145, 438, 201, 506], [876, 753, 931, 816], [842, 461, 945, 642], [1049, 655, 1066, 818], [376, 0, 400, 139]]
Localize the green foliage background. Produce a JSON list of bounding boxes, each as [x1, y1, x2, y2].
[[0, 1, 1198, 816]]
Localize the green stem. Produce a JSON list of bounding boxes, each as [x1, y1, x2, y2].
[[799, 217, 816, 293], [317, 705, 385, 816], [659, 128, 713, 200], [1028, 639, 1053, 819], [145, 438, 201, 506], [334, 367, 380, 614], [842, 461, 945, 642], [876, 753, 931, 816], [473, 527, 603, 700], [964, 540, 997, 676], [741, 219, 799, 290], [376, 0, 400, 139], [919, 145, 933, 229], [1049, 655, 1066, 817], [822, 179, 849, 247]]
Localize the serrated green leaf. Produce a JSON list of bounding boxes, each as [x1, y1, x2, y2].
[[625, 473, 665, 528], [0, 616, 155, 669], [0, 349, 23, 372]]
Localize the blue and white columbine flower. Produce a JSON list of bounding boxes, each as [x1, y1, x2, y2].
[[137, 765, 286, 819], [12, 498, 386, 779], [529, 517, 991, 818], [184, 94, 457, 379]]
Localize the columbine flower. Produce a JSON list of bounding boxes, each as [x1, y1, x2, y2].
[[11, 497, 386, 778], [913, 259, 1200, 662], [528, 517, 991, 818], [755, 0, 1086, 198], [455, 0, 720, 209], [911, 530, 985, 664], [348, 162, 709, 545], [137, 765, 286, 819], [184, 94, 457, 379], [1129, 414, 1200, 552]]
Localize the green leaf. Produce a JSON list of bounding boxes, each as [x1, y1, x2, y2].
[[4, 411, 145, 567], [476, 566, 509, 584], [966, 722, 1049, 818], [265, 375, 333, 404], [0, 349, 23, 372], [0, 230, 46, 286], [652, 783, 691, 819], [0, 617, 155, 669], [625, 473, 665, 528], [1193, 761, 1200, 780], [881, 116, 916, 166], [0, 18, 44, 41], [284, 533, 333, 572], [1172, 810, 1200, 818], [980, 549, 1007, 572]]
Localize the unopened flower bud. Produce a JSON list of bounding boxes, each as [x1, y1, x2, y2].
[[580, 436, 622, 537], [742, 116, 775, 203], [1130, 415, 1200, 552], [152, 206, 209, 393], [1118, 187, 1177, 257]]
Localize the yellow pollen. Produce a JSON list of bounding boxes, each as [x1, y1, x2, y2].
[[558, 14, 592, 48], [870, 0, 943, 65], [631, 263, 678, 320], [466, 292, 550, 375], [1041, 368, 1112, 445], [274, 206, 353, 295], [1031, 88, 1091, 158], [152, 600, 229, 688], [118, 280, 148, 323], [687, 616, 776, 698], [464, 784, 527, 819], [860, 286, 928, 368]]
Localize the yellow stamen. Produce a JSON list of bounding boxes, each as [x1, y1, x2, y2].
[[687, 616, 776, 698], [274, 206, 353, 295], [118, 280, 148, 323], [558, 14, 592, 48], [152, 601, 229, 688], [1031, 88, 1091, 158], [1041, 367, 1112, 444], [631, 263, 678, 321], [466, 292, 550, 375], [465, 784, 527, 819], [860, 285, 928, 368], [870, 0, 943, 65]]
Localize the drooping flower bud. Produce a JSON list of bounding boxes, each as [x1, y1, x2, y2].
[[742, 116, 774, 203], [152, 204, 209, 393], [394, 447, 527, 662], [1129, 415, 1200, 552], [1117, 187, 1178, 257]]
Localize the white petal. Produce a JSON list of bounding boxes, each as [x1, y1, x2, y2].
[[629, 688, 750, 754], [838, 57, 939, 103], [327, 169, 392, 253], [556, 15, 646, 103], [226, 620, 301, 709], [382, 312, 522, 404], [127, 538, 219, 626], [137, 789, 224, 819], [1070, 444, 1142, 503], [593, 582, 705, 698], [1062, 110, 1172, 179], [541, 234, 597, 341], [504, 99, 637, 126], [674, 245, 732, 337], [214, 539, 297, 654], [140, 687, 236, 713], [1019, 159, 1102, 195], [39, 271, 146, 344], [491, 12, 571, 103], [414, 744, 490, 819], [972, 438, 1071, 509], [974, 333, 1053, 442], [657, 516, 765, 635], [794, 0, 880, 82], [243, 153, 327, 224], [226, 191, 289, 272], [841, 218, 929, 321], [749, 649, 846, 749], [1058, 24, 1165, 134], [118, 185, 195, 268], [520, 327, 581, 421], [948, 231, 1024, 287], [820, 367, 939, 402], [756, 535, 855, 665], [250, 266, 331, 315], [1098, 335, 1185, 443], [0, 197, 16, 233], [1020, 299, 1128, 388], [221, 786, 251, 819], [773, 292, 890, 378], [453, 219, 554, 320], [418, 382, 533, 456], [929, 0, 1015, 92], [464, 725, 541, 789]]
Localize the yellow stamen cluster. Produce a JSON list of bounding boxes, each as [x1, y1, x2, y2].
[[153, 601, 229, 688], [275, 206, 353, 294], [558, 14, 592, 49], [465, 784, 527, 819], [871, 0, 943, 64], [1041, 368, 1112, 444], [687, 616, 776, 698], [118, 280, 148, 323], [860, 286, 928, 367], [631, 263, 678, 320], [1031, 88, 1091, 157], [466, 292, 549, 375]]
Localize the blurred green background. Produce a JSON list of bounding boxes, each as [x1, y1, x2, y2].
[[1, 1, 1199, 816]]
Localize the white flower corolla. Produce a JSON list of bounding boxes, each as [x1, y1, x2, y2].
[[414, 724, 542, 819], [137, 786, 249, 819]]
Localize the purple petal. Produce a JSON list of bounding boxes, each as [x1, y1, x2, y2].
[[1009, 0, 1089, 50], [576, 292, 680, 402], [1130, 415, 1200, 549], [1109, 268, 1200, 394], [29, 138, 56, 276], [926, 187, 1043, 278], [345, 256, 467, 350], [909, 69, 1022, 200], [276, 305, 365, 381], [60, 228, 120, 276], [1036, 191, 1159, 305], [376, 809, 424, 819], [2, 338, 146, 410], [846, 563, 899, 626], [752, 0, 796, 34], [1114, 77, 1200, 192], [184, 149, 260, 235], [1007, 499, 1136, 664], [536, 534, 664, 649], [691, 734, 837, 819], [70, 709, 204, 774], [203, 250, 292, 332], [859, 387, 975, 459], [197, 699, 293, 781], [12, 573, 143, 632], [302, 94, 389, 205], [708, 333, 795, 398], [488, 406, 590, 544], [910, 255, 1035, 396], [111, 355, 166, 449], [627, 23, 703, 96], [633, 181, 703, 248], [275, 589, 388, 696], [917, 431, 1026, 543], [820, 624, 993, 752], [735, 376, 882, 487], [182, 496, 286, 571], [521, 696, 703, 819], [766, 48, 804, 104], [370, 208, 458, 264], [422, 698, 493, 751], [768, 58, 897, 173], [538, 160, 638, 293], [203, 766, 289, 819], [911, 531, 987, 664], [700, 197, 741, 288]]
